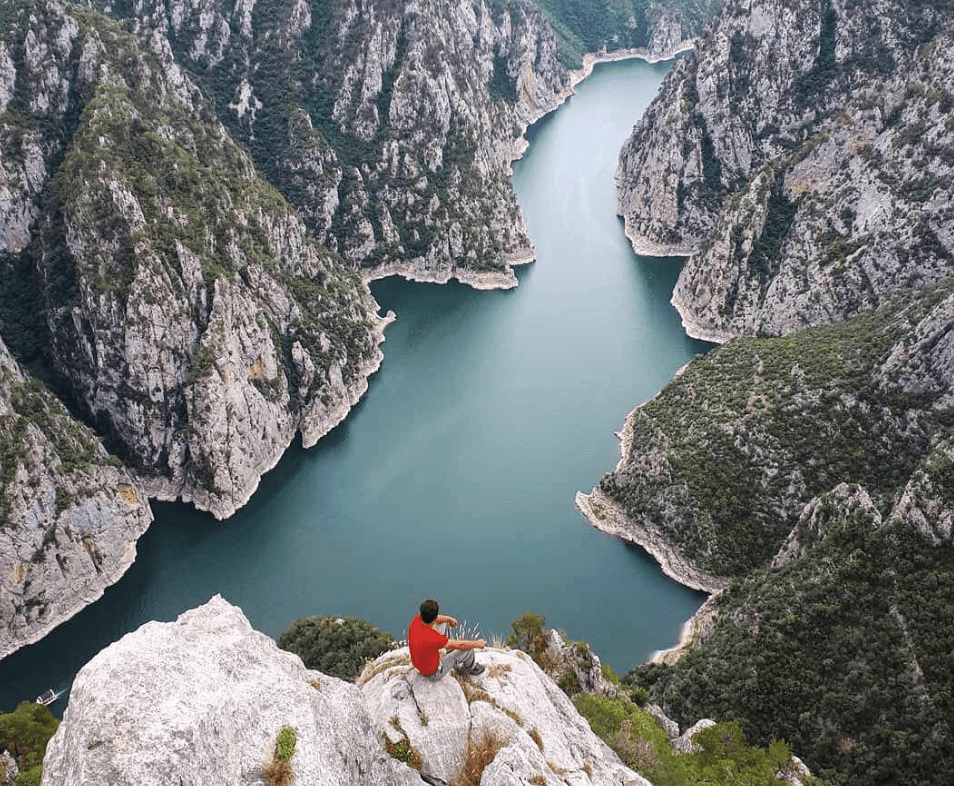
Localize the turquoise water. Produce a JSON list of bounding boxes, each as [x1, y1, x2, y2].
[[0, 58, 709, 713]]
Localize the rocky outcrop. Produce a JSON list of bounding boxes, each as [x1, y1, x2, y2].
[[617, 0, 954, 340], [0, 336, 151, 661], [537, 628, 622, 698], [41, 596, 648, 786], [360, 647, 649, 786], [112, 0, 571, 287], [40, 596, 421, 786], [1, 749, 19, 785]]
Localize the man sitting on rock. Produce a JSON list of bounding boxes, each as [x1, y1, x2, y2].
[[409, 598, 485, 680]]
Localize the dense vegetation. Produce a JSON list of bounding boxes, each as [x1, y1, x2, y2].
[[573, 693, 830, 786], [527, 0, 717, 68], [596, 279, 954, 786], [627, 513, 954, 786], [277, 615, 395, 680], [0, 702, 59, 786], [600, 282, 951, 578]]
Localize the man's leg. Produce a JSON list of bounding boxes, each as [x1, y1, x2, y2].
[[427, 624, 483, 678], [443, 648, 477, 674]]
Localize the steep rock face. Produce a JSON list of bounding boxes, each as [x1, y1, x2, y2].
[[114, 0, 573, 287], [616, 0, 954, 339], [114, 0, 713, 288], [360, 647, 649, 786], [0, 3, 386, 520], [0, 336, 151, 661], [40, 596, 421, 786]]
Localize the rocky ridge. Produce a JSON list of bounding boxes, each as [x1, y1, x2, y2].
[[616, 0, 954, 340], [0, 336, 151, 661], [40, 596, 650, 786], [108, 0, 717, 288], [584, 282, 954, 784]]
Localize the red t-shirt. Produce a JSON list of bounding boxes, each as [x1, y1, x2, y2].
[[408, 615, 449, 676]]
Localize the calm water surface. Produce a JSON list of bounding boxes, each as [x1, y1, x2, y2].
[[0, 58, 709, 712]]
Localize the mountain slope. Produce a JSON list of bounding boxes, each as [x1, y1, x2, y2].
[[616, 0, 954, 340]]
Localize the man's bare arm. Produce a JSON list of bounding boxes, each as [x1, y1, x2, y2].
[[435, 614, 458, 627], [446, 638, 486, 651]]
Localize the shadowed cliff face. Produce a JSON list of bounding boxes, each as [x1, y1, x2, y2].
[[616, 0, 954, 341]]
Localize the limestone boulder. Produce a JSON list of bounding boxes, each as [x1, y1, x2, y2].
[[40, 596, 420, 786], [359, 647, 650, 786]]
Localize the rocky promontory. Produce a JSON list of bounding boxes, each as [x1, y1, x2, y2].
[[40, 596, 650, 786]]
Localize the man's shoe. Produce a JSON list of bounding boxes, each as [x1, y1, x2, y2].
[[467, 664, 485, 676]]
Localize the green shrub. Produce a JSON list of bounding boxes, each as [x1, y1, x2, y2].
[[504, 611, 549, 666], [629, 685, 650, 706], [277, 616, 395, 681], [385, 738, 423, 770], [0, 702, 59, 786], [262, 726, 297, 786], [275, 726, 297, 762]]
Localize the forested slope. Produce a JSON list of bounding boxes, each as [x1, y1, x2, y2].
[[582, 282, 954, 785]]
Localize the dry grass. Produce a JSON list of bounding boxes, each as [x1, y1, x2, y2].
[[547, 760, 566, 777], [582, 761, 593, 776], [308, 678, 321, 691], [453, 672, 494, 705], [262, 758, 293, 786], [529, 728, 543, 751], [528, 775, 547, 785], [356, 651, 411, 685], [487, 663, 512, 679], [501, 707, 524, 727], [616, 719, 659, 771], [450, 729, 509, 786]]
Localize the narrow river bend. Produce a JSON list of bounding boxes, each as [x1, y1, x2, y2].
[[0, 57, 710, 711]]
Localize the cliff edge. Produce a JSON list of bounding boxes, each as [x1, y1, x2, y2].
[[40, 596, 648, 786]]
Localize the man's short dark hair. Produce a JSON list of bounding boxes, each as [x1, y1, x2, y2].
[[420, 598, 439, 624]]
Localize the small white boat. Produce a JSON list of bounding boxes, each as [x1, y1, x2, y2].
[[35, 689, 57, 706]]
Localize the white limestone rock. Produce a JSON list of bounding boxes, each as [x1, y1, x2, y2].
[[1, 750, 18, 786], [0, 337, 152, 661], [359, 646, 651, 786], [39, 596, 421, 786], [673, 719, 716, 755], [617, 0, 954, 341], [539, 628, 622, 698]]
